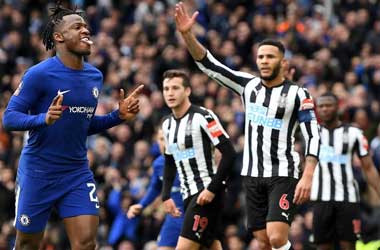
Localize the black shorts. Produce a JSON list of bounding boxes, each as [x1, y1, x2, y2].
[[180, 190, 223, 247], [243, 176, 298, 232], [312, 201, 360, 244]]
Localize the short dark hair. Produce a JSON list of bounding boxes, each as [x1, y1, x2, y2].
[[319, 92, 338, 102], [42, 2, 84, 51], [258, 39, 285, 54], [162, 69, 190, 88]]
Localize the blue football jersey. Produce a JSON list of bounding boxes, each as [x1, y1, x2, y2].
[[3, 56, 122, 177]]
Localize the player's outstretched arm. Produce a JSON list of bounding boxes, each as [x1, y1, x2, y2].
[[175, 2, 253, 95], [3, 93, 64, 131], [175, 2, 206, 61]]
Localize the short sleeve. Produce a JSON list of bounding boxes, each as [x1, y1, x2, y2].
[[354, 128, 369, 157], [199, 109, 229, 146]]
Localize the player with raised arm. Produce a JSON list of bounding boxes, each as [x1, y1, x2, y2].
[[2, 4, 143, 250], [174, 3, 320, 250]]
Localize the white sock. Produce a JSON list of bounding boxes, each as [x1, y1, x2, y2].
[[272, 241, 291, 250]]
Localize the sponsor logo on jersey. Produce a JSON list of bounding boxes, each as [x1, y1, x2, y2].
[[301, 98, 314, 110], [207, 120, 223, 138], [62, 106, 95, 119], [168, 143, 195, 162], [19, 214, 31, 226], [319, 145, 349, 164], [247, 103, 283, 129]]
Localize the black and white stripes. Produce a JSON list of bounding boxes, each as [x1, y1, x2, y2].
[[196, 50, 320, 179], [311, 125, 368, 202], [162, 105, 229, 199]]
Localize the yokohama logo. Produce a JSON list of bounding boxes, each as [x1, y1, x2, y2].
[[68, 106, 95, 114]]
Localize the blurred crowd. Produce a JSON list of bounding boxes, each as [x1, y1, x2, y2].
[[1, 0, 380, 249]]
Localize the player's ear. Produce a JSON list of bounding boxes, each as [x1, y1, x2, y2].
[[53, 32, 64, 43], [281, 57, 288, 68], [185, 86, 191, 97]]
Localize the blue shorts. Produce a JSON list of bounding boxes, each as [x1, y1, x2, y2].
[[157, 213, 184, 247], [15, 168, 99, 233]]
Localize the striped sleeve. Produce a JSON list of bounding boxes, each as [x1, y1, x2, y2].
[[162, 117, 172, 155], [195, 50, 255, 95], [199, 108, 229, 146], [297, 88, 320, 158], [353, 128, 369, 157]]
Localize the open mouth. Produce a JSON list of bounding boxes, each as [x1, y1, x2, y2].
[[81, 37, 93, 45]]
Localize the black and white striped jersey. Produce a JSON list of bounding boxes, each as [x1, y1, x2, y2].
[[311, 124, 369, 203], [162, 105, 229, 199], [195, 50, 320, 179]]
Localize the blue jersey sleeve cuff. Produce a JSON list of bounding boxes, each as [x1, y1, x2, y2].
[[37, 113, 48, 127], [112, 110, 124, 123]]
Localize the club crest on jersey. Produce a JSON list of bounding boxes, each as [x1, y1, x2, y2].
[[19, 214, 31, 226], [14, 81, 23, 96], [278, 93, 287, 108], [301, 98, 314, 110], [92, 87, 99, 99]]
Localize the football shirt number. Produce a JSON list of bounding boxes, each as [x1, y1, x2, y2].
[[87, 183, 100, 208]]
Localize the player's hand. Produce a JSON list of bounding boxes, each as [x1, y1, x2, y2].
[[127, 204, 143, 219], [293, 175, 312, 204], [118, 84, 144, 121], [163, 198, 182, 217], [175, 2, 199, 34], [196, 189, 215, 206], [45, 94, 64, 125]]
